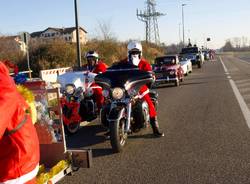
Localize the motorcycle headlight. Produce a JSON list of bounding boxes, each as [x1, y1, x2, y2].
[[65, 84, 75, 95], [102, 89, 110, 98], [112, 87, 124, 100]]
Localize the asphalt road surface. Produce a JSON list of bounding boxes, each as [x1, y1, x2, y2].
[[60, 55, 250, 184]]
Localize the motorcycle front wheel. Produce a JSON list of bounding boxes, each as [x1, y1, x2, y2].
[[110, 118, 127, 153]]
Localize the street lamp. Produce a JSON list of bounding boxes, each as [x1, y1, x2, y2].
[[182, 3, 187, 46]]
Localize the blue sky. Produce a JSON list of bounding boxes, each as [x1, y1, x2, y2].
[[0, 0, 250, 49]]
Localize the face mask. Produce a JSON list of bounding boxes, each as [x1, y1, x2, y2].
[[131, 54, 140, 66]]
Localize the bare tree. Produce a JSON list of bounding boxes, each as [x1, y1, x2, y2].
[[222, 40, 234, 52], [95, 19, 116, 41], [241, 36, 248, 47], [232, 37, 241, 48]]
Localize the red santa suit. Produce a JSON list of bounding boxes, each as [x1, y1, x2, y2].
[[0, 62, 40, 184], [121, 58, 157, 118], [92, 61, 108, 74], [137, 58, 157, 118], [89, 61, 107, 110]]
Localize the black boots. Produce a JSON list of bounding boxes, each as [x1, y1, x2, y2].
[[150, 117, 164, 137]]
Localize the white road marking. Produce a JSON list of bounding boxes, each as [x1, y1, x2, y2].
[[220, 58, 228, 73], [219, 56, 250, 129]]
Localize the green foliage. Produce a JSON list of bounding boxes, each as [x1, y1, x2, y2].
[[81, 39, 127, 66], [82, 40, 165, 65], [29, 39, 76, 77], [141, 41, 165, 63], [2, 38, 164, 76]]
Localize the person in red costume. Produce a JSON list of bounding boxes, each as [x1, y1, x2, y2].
[[125, 41, 164, 137], [0, 61, 40, 184], [85, 51, 107, 111]]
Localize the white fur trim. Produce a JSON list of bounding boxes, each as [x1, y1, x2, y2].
[[1, 164, 39, 184], [138, 89, 149, 99], [91, 86, 102, 89]]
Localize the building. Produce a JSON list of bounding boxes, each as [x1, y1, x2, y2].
[[30, 27, 87, 44]]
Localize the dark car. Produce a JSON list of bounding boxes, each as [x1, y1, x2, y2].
[[153, 55, 184, 87], [179, 47, 204, 68]]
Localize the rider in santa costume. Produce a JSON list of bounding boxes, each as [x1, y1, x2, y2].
[[84, 51, 107, 111], [0, 61, 40, 184]]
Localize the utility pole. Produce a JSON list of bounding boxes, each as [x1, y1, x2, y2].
[[26, 42, 31, 78], [182, 4, 187, 46], [21, 32, 31, 78], [74, 0, 81, 69]]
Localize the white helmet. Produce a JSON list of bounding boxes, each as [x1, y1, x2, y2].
[[85, 50, 99, 59], [85, 50, 99, 70], [127, 41, 142, 66], [127, 40, 142, 54]]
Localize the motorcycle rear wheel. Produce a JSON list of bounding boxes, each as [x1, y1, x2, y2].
[[110, 118, 127, 153]]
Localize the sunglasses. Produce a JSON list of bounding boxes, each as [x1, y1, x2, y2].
[[87, 57, 97, 62], [129, 51, 141, 55]]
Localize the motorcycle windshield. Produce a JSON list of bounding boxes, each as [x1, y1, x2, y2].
[[95, 62, 154, 90], [57, 71, 85, 89]]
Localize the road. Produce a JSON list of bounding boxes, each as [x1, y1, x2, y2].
[[60, 55, 250, 184]]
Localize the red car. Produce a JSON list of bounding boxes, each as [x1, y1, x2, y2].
[[153, 55, 184, 87]]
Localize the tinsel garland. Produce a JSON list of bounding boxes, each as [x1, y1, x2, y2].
[[36, 160, 69, 184], [16, 85, 35, 103], [16, 85, 37, 124]]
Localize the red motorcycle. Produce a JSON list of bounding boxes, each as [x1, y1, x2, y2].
[[58, 71, 98, 134]]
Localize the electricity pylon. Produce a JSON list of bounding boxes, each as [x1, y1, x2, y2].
[[137, 0, 165, 45]]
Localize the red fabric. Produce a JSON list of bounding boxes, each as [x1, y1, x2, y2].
[[81, 61, 107, 73], [138, 58, 152, 72], [81, 61, 107, 110], [92, 61, 107, 110], [92, 61, 107, 74], [2, 60, 19, 75], [141, 90, 157, 118], [138, 58, 156, 118], [91, 83, 104, 110], [0, 61, 40, 182], [121, 58, 157, 118], [60, 98, 81, 125]]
